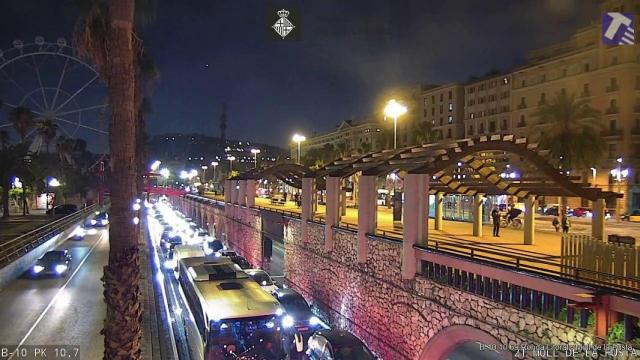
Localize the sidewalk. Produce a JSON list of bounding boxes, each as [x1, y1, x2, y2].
[[0, 209, 56, 245]]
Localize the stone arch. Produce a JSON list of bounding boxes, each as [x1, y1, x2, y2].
[[419, 324, 512, 360]]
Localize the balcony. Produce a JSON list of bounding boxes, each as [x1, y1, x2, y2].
[[606, 106, 619, 115], [600, 129, 624, 139], [517, 102, 527, 110], [580, 90, 591, 98], [606, 84, 620, 93], [516, 121, 526, 128]]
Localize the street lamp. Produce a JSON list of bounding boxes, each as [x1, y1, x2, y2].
[[159, 168, 170, 187], [201, 165, 208, 181], [292, 134, 306, 164], [211, 161, 219, 182], [590, 167, 597, 185], [251, 149, 261, 168], [228, 156, 236, 172], [384, 99, 407, 150]]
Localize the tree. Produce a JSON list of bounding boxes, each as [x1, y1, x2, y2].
[[0, 130, 10, 150], [35, 119, 59, 153], [9, 106, 34, 143], [0, 144, 29, 217], [533, 92, 605, 220], [413, 120, 438, 145], [74, 0, 142, 358]]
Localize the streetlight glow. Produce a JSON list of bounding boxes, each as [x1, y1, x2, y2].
[[48, 178, 61, 187], [150, 160, 161, 171], [228, 156, 236, 172], [292, 134, 306, 164], [251, 148, 261, 168], [160, 168, 170, 178], [383, 99, 407, 149]]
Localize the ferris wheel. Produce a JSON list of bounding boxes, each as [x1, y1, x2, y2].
[[0, 36, 108, 155]]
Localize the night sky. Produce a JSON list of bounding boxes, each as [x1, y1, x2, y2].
[[0, 0, 601, 147]]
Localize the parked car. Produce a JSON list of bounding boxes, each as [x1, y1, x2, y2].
[[623, 209, 640, 222], [228, 255, 252, 269], [245, 269, 278, 293], [31, 250, 71, 277], [306, 329, 376, 360], [570, 207, 591, 217], [46, 204, 78, 215]]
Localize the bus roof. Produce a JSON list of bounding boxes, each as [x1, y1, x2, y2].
[[173, 245, 205, 261], [195, 277, 282, 321]]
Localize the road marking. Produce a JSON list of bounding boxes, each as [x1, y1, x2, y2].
[[10, 230, 107, 359]]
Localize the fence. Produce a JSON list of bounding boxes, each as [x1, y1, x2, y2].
[[561, 234, 639, 290], [0, 204, 98, 268]]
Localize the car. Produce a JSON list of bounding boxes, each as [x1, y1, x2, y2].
[[67, 226, 86, 241], [571, 207, 591, 217], [90, 211, 109, 227], [46, 204, 78, 215], [307, 329, 376, 360], [273, 288, 321, 335], [163, 234, 183, 251], [228, 255, 252, 269], [623, 209, 640, 222], [245, 269, 278, 293], [32, 250, 71, 277]]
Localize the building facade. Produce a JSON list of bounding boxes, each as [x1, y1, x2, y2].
[[464, 74, 512, 137], [420, 83, 466, 141]]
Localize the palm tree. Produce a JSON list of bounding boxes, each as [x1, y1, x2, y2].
[[35, 119, 59, 153], [9, 106, 34, 143], [74, 0, 143, 357], [533, 92, 605, 221], [0, 130, 10, 150], [0, 143, 29, 217], [413, 120, 438, 145]]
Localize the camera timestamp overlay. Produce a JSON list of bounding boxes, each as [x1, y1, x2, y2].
[[0, 345, 80, 360]]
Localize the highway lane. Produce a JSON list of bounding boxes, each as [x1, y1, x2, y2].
[[0, 226, 108, 359]]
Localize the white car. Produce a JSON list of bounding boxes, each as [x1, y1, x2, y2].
[[245, 269, 278, 293]]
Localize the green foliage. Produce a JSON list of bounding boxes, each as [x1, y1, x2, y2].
[[532, 92, 605, 170], [607, 322, 625, 344]]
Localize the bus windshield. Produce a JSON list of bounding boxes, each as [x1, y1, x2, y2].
[[207, 316, 283, 359]]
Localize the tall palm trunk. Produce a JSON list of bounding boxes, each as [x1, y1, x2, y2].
[[2, 180, 10, 217], [101, 1, 142, 359]]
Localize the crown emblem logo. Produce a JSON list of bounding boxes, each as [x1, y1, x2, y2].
[[272, 9, 295, 39]]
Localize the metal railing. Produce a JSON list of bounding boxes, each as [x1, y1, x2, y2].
[[0, 204, 98, 268], [253, 205, 301, 219]]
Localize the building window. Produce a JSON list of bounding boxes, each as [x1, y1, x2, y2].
[[501, 119, 508, 130], [502, 77, 509, 85], [424, 99, 428, 107], [489, 121, 496, 132], [560, 88, 566, 96], [423, 109, 427, 117], [518, 114, 526, 127], [448, 103, 453, 111], [539, 92, 546, 104], [584, 63, 590, 72], [448, 90, 452, 100], [540, 74, 546, 82], [468, 125, 474, 135], [479, 123, 485, 133], [608, 144, 617, 158], [470, 112, 475, 119], [432, 95, 435, 103], [608, 77, 619, 92], [447, 128, 452, 138], [439, 118, 443, 126], [610, 119, 617, 131], [439, 105, 443, 114], [562, 68, 567, 77], [610, 99, 617, 108], [440, 93, 443, 102], [432, 107, 435, 116], [582, 83, 590, 97], [448, 115, 453, 124], [612, 56, 618, 65], [521, 79, 526, 87]]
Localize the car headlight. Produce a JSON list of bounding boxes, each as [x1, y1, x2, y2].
[[55, 264, 68, 274], [309, 316, 321, 326], [282, 315, 294, 328], [163, 259, 177, 269], [100, 219, 109, 225], [33, 265, 44, 273], [275, 308, 284, 316], [164, 242, 171, 249], [90, 219, 97, 225]]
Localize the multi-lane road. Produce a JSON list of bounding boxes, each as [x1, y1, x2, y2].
[[0, 225, 108, 359]]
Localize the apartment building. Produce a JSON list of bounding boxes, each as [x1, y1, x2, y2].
[[464, 74, 512, 137], [420, 83, 466, 140]]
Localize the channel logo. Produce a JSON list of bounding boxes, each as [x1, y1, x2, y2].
[[602, 12, 634, 45]]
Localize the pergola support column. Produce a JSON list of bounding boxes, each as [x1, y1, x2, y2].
[[302, 178, 315, 242], [224, 180, 231, 202], [238, 180, 247, 206], [402, 173, 428, 279], [592, 198, 606, 240], [230, 180, 238, 204], [246, 180, 257, 207], [357, 175, 377, 263], [435, 192, 443, 231], [324, 176, 341, 252], [524, 197, 536, 245], [473, 194, 483, 237]]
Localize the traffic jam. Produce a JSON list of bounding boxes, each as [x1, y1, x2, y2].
[[146, 197, 377, 360]]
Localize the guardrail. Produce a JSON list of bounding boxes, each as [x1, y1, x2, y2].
[[0, 204, 98, 268]]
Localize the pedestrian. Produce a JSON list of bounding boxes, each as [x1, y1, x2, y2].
[[552, 217, 560, 232], [491, 207, 501, 237], [561, 217, 571, 233]]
